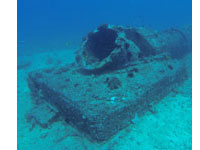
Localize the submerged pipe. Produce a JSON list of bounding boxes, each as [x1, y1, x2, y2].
[[75, 24, 191, 74]]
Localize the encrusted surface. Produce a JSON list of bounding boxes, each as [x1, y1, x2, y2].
[[27, 24, 191, 142], [28, 54, 190, 141]]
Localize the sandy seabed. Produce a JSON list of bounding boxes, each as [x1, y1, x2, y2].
[[17, 49, 192, 150]]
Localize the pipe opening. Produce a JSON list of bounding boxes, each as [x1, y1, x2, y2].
[[84, 26, 118, 62]]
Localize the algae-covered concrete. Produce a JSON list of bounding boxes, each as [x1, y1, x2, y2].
[[27, 24, 191, 142]]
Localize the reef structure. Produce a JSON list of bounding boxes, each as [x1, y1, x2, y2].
[[27, 24, 192, 142]]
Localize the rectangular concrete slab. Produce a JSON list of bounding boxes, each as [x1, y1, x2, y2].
[[27, 54, 190, 142]]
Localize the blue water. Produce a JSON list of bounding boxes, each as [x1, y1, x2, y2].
[[17, 1, 192, 150], [18, 0, 191, 55]]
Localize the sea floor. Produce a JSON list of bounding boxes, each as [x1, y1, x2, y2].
[[17, 49, 192, 150]]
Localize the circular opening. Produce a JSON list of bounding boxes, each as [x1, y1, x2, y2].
[[84, 27, 118, 61]]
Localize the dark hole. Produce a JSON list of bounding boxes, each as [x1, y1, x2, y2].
[[85, 26, 118, 61], [127, 72, 134, 78], [168, 64, 173, 70]]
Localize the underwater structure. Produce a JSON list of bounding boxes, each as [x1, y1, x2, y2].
[[27, 24, 192, 142]]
